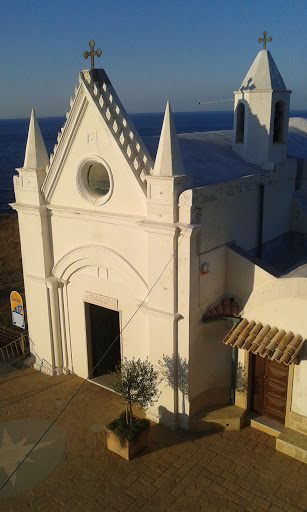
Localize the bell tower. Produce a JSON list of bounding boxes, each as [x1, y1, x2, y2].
[[232, 32, 291, 170]]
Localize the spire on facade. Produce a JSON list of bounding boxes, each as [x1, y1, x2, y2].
[[23, 109, 49, 170], [153, 101, 185, 177]]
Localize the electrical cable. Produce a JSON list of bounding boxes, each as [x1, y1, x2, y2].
[[0, 223, 190, 492]]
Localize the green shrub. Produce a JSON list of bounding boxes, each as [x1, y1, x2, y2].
[[113, 358, 160, 425], [107, 412, 150, 445]]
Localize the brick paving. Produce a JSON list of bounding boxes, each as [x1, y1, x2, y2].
[[0, 367, 306, 512]]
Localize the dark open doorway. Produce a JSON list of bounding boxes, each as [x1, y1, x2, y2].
[[86, 303, 121, 379]]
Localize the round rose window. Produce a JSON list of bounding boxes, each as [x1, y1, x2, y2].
[[88, 163, 110, 196]]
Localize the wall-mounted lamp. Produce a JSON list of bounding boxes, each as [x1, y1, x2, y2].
[[201, 263, 209, 275]]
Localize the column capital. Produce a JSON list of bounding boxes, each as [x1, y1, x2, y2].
[[45, 276, 61, 289]]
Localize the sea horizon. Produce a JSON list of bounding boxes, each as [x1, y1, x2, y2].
[[1, 108, 307, 122], [1, 110, 307, 213]]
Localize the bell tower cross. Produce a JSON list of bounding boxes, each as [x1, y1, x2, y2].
[[257, 31, 272, 50]]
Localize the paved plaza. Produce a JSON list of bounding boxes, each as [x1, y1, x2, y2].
[[0, 367, 306, 512]]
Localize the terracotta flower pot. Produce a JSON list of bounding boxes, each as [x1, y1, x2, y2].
[[106, 427, 149, 460]]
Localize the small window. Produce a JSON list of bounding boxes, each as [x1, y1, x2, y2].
[[236, 103, 245, 143], [273, 101, 286, 143], [88, 163, 110, 196], [77, 156, 113, 205]]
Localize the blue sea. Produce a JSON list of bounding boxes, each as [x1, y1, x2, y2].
[[0, 110, 306, 213]]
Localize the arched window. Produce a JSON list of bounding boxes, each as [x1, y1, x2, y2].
[[273, 101, 286, 143], [236, 103, 245, 143]]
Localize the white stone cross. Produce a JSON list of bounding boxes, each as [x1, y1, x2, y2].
[[258, 31, 272, 50], [83, 40, 102, 69]]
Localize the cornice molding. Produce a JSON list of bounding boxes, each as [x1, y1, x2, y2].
[[48, 204, 143, 227], [42, 85, 89, 202], [9, 203, 49, 216]]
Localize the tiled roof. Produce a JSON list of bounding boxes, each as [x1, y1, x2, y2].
[[203, 298, 240, 320], [223, 319, 305, 365]]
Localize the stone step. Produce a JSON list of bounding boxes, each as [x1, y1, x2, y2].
[[189, 404, 246, 433], [245, 412, 284, 437], [276, 427, 307, 463]]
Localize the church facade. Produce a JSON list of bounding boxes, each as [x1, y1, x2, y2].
[[12, 38, 307, 461]]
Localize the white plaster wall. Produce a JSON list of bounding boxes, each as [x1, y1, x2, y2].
[[182, 162, 296, 256], [199, 190, 257, 253], [199, 246, 226, 312], [187, 242, 231, 403], [24, 278, 54, 370], [243, 92, 272, 163], [189, 321, 232, 401], [50, 214, 148, 285], [226, 247, 273, 308], [17, 212, 52, 278], [292, 342, 307, 417], [262, 161, 296, 244]]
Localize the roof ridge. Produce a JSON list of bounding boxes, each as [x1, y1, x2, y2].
[[46, 69, 154, 183], [45, 84, 78, 173], [80, 69, 153, 181]]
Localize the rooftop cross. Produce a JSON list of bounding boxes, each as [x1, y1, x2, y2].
[[257, 31, 272, 50], [83, 40, 102, 69]]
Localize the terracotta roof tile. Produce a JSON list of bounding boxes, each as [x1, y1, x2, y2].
[[223, 319, 304, 365], [203, 298, 240, 321]]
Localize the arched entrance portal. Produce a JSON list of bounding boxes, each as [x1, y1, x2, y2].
[[52, 245, 148, 382]]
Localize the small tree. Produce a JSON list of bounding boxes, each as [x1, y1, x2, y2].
[[114, 357, 160, 425]]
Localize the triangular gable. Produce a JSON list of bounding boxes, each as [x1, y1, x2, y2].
[[42, 69, 154, 202]]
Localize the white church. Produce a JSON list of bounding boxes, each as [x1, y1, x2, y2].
[[12, 35, 307, 462]]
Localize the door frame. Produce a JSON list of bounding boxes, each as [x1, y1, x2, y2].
[[84, 300, 122, 379], [251, 355, 289, 424], [234, 350, 295, 429]]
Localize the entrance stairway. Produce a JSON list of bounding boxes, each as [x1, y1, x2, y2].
[[189, 404, 246, 433], [276, 427, 307, 464]]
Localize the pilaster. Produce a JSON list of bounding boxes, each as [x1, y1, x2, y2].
[[146, 174, 192, 223], [46, 277, 63, 375]]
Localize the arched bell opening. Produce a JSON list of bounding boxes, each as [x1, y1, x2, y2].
[[235, 103, 245, 143], [273, 100, 287, 143]]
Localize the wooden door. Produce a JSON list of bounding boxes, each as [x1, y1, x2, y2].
[[252, 355, 289, 424]]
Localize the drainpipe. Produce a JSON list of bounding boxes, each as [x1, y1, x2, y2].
[[256, 184, 264, 259]]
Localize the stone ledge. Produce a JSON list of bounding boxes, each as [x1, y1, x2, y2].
[[276, 427, 307, 463], [189, 404, 246, 433]]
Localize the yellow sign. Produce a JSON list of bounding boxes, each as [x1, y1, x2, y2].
[[10, 291, 25, 329]]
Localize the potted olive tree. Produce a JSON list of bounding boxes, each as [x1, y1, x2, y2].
[[106, 357, 160, 460]]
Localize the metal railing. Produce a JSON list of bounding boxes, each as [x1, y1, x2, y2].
[[0, 326, 29, 368]]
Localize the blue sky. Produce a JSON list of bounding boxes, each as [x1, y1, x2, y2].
[[1, 0, 306, 118]]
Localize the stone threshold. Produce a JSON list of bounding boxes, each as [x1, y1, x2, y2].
[[89, 374, 117, 393], [245, 411, 283, 437]]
